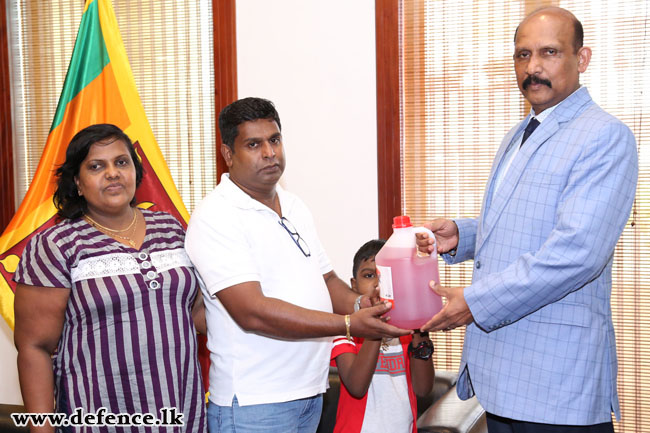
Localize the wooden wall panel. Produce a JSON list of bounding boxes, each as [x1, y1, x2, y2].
[[0, 0, 15, 233], [212, 0, 238, 179], [375, 0, 401, 239]]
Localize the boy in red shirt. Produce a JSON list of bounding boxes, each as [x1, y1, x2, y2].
[[332, 239, 434, 432]]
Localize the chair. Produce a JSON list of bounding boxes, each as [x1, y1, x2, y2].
[[417, 369, 457, 417], [0, 404, 29, 432], [317, 368, 486, 433], [416, 385, 486, 433]]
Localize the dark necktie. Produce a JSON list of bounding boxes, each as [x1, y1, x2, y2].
[[520, 117, 540, 147]]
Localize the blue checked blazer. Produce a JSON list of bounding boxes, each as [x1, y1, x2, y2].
[[444, 87, 638, 425]]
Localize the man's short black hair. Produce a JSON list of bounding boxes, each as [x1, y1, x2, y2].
[[352, 239, 386, 278], [218, 97, 282, 150]]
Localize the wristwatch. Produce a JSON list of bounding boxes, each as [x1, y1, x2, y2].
[[353, 295, 363, 312], [408, 339, 434, 360]]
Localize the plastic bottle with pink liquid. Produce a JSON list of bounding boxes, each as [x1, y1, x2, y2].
[[375, 215, 442, 329]]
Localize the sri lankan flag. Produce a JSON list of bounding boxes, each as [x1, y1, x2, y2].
[[0, 0, 209, 384]]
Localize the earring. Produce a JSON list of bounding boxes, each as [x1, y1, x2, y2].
[[77, 189, 82, 196]]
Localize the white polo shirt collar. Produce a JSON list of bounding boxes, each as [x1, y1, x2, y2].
[[219, 173, 295, 217]]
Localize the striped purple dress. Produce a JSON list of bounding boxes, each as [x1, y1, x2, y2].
[[15, 210, 206, 432]]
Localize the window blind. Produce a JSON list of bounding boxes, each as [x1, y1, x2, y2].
[[8, 0, 216, 213], [399, 1, 649, 430]]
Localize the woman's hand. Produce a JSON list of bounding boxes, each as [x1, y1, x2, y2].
[[191, 290, 207, 335]]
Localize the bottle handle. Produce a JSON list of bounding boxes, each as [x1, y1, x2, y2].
[[413, 226, 437, 257]]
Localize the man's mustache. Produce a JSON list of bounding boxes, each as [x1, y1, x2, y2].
[[523, 75, 552, 89]]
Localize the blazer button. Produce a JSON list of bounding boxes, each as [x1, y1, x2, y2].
[[476, 261, 481, 269]]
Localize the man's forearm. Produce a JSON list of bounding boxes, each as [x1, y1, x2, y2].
[[217, 280, 409, 340], [239, 296, 348, 338]]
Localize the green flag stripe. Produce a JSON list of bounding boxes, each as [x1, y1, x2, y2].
[[50, 0, 110, 131]]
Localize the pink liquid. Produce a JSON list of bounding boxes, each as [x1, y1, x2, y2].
[[376, 246, 442, 329]]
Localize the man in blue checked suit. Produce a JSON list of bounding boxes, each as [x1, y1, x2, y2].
[[416, 7, 637, 433]]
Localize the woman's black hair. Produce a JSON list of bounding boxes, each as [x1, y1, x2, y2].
[[53, 124, 143, 220]]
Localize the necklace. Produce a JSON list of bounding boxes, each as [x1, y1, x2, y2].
[[85, 209, 139, 248], [85, 208, 137, 233], [108, 230, 137, 248]]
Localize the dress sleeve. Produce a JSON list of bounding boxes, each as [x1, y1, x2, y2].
[[14, 229, 71, 289]]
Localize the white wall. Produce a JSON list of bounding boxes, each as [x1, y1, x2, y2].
[[0, 0, 380, 405], [236, 0, 380, 281]]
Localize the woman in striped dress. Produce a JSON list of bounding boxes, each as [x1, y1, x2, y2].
[[14, 124, 207, 432]]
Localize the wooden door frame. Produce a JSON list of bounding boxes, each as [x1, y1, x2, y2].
[[212, 0, 238, 179], [0, 0, 15, 233], [375, 0, 401, 239]]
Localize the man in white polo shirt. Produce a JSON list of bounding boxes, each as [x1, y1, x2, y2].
[[185, 97, 409, 433]]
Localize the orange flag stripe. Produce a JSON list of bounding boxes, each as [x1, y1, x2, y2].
[[0, 0, 190, 329], [0, 62, 129, 329], [2, 63, 128, 241], [97, 0, 189, 223]]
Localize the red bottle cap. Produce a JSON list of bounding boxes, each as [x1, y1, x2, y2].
[[392, 215, 412, 228]]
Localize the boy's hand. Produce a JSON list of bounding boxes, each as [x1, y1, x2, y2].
[[411, 330, 431, 343], [358, 288, 381, 309]]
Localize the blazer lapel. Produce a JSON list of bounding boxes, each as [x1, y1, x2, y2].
[[477, 87, 593, 252], [478, 121, 527, 239], [482, 118, 558, 229], [483, 121, 527, 211]]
